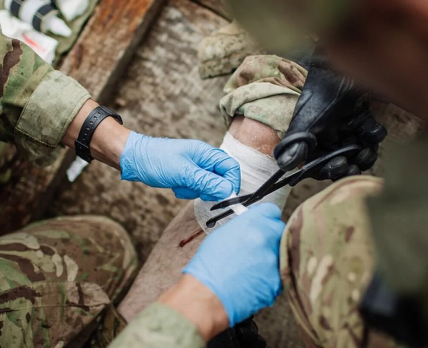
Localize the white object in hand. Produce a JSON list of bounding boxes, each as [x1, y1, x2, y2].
[[52, 0, 90, 22], [4, 0, 72, 37], [0, 10, 58, 63]]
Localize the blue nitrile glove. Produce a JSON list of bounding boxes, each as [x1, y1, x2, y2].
[[120, 132, 241, 201], [183, 203, 285, 326]]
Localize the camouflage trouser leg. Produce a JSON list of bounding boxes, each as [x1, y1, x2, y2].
[[281, 176, 404, 348], [0, 215, 138, 348]]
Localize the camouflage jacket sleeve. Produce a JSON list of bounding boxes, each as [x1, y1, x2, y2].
[[0, 30, 90, 166], [219, 55, 307, 139], [109, 303, 206, 348]]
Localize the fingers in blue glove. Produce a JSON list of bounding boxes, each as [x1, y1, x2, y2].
[[172, 188, 201, 200], [189, 146, 241, 200], [120, 132, 241, 201], [183, 202, 285, 327], [182, 164, 239, 201]]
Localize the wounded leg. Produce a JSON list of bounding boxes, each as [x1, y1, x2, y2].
[[118, 55, 307, 322], [118, 116, 291, 321]]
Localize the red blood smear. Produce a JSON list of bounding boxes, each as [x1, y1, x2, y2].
[[179, 230, 204, 248]]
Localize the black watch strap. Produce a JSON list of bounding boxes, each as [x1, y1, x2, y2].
[[75, 106, 123, 163]]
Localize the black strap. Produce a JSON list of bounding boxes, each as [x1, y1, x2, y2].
[[75, 106, 123, 163], [33, 4, 55, 32], [10, 0, 22, 18]]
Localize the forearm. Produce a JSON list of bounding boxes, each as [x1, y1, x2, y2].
[[159, 275, 228, 341], [117, 116, 280, 321], [109, 275, 228, 348], [61, 99, 130, 170]]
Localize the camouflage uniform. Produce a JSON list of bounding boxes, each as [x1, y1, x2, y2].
[[280, 175, 405, 348], [204, 26, 419, 347], [0, 216, 138, 348], [198, 21, 265, 79], [220, 55, 307, 139], [0, 31, 210, 348]]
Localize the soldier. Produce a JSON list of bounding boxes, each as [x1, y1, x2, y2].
[[115, 0, 428, 345], [224, 0, 428, 347], [0, 29, 288, 348], [3, 0, 427, 346]]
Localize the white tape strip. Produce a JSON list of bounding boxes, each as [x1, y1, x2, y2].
[[227, 192, 249, 216]]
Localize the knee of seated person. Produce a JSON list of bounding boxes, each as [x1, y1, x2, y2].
[[280, 176, 384, 346], [5, 215, 138, 300], [0, 216, 138, 348]]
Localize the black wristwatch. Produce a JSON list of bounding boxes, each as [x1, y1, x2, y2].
[[75, 106, 123, 163]]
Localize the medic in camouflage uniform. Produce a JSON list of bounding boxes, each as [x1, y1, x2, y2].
[[0, 31, 223, 348], [0, 31, 140, 347], [1, 5, 421, 346], [201, 18, 418, 347]]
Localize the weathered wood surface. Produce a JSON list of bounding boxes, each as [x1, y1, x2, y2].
[[0, 0, 164, 234], [61, 0, 166, 102], [49, 0, 230, 264], [48, 1, 305, 346]]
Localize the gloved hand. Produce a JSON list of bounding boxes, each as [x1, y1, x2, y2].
[[120, 132, 241, 201], [274, 57, 388, 180], [183, 203, 284, 326]]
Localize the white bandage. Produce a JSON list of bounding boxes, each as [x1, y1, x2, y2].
[[194, 132, 291, 233]]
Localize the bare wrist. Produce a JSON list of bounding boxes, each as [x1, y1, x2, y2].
[[62, 99, 130, 170], [158, 274, 229, 342]]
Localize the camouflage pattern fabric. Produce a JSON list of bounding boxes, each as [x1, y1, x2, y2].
[[220, 55, 307, 139], [0, 215, 138, 348], [198, 21, 264, 79], [95, 303, 128, 348], [280, 176, 404, 348], [108, 303, 205, 348], [0, 30, 90, 166]]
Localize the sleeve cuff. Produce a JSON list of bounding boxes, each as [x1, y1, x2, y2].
[[109, 302, 205, 348], [14, 70, 91, 165], [220, 82, 300, 139]]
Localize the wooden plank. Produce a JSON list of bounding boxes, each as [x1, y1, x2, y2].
[[47, 2, 305, 346], [48, 0, 229, 262], [47, 2, 311, 345], [61, 0, 166, 102], [0, 0, 165, 234]]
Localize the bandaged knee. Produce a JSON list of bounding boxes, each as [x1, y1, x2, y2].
[[195, 132, 291, 233]]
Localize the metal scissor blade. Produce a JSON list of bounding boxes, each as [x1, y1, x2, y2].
[[210, 171, 297, 211], [206, 193, 265, 228], [205, 144, 363, 227], [207, 173, 297, 228], [210, 194, 253, 211]]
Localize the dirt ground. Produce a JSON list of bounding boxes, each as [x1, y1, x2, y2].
[[46, 0, 304, 346]]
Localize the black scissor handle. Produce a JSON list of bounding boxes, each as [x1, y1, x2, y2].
[[206, 144, 362, 228]]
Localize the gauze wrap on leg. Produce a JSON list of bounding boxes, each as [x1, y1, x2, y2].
[[194, 132, 291, 233]]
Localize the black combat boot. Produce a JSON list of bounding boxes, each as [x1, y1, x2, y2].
[[207, 317, 266, 348]]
